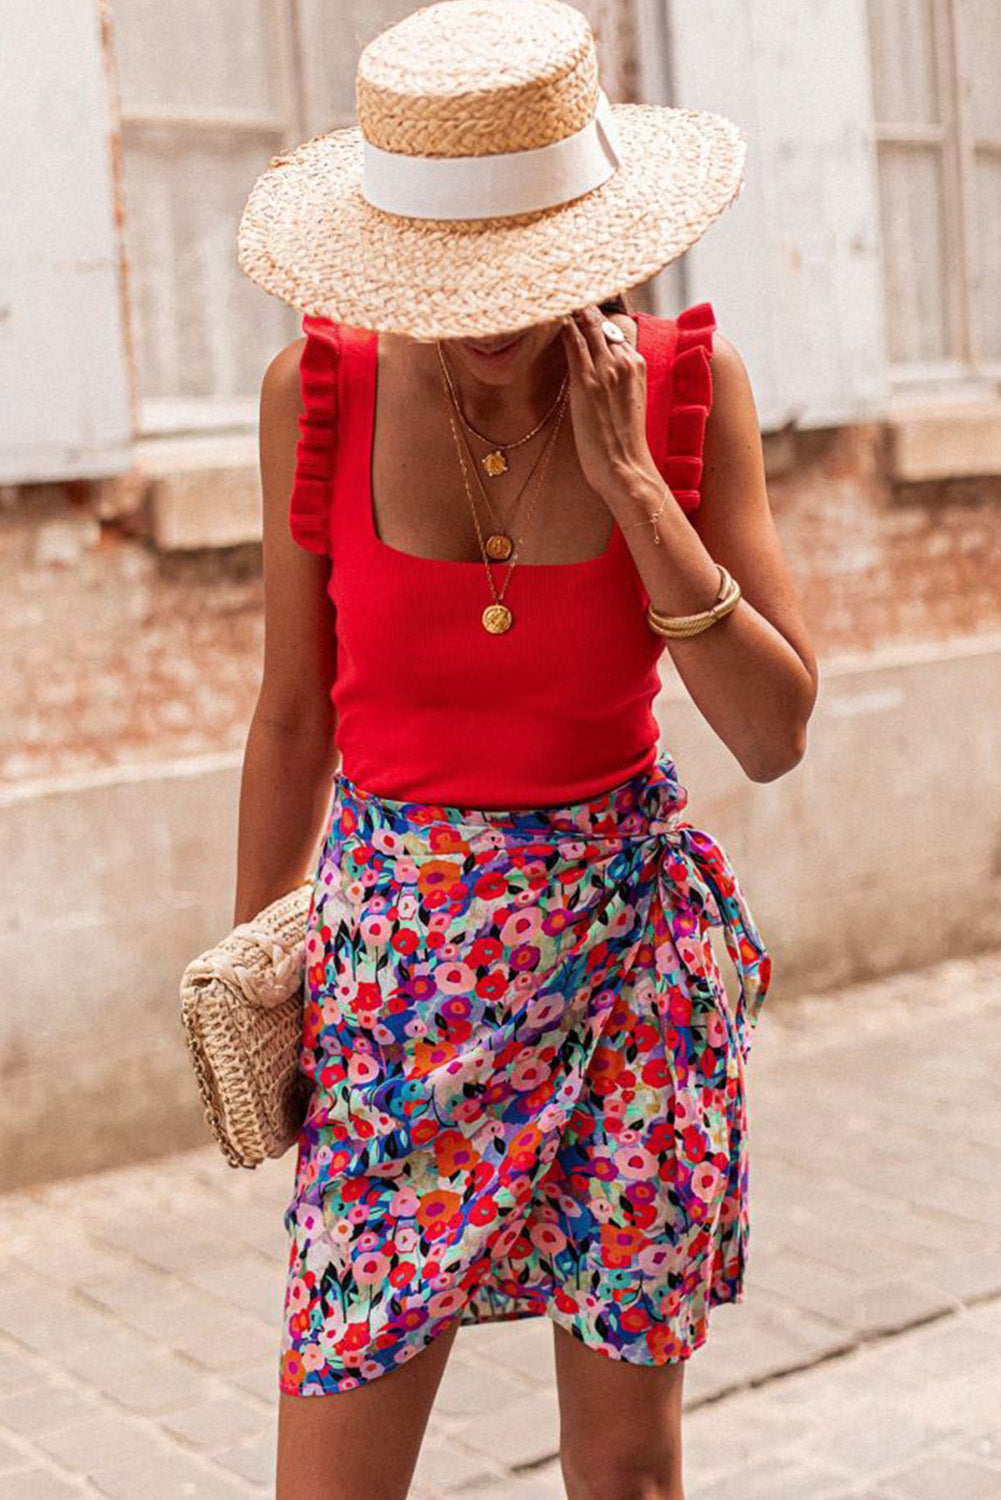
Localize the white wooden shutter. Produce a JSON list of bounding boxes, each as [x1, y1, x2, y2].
[[0, 0, 132, 482], [107, 0, 299, 432], [644, 0, 889, 431], [953, 0, 1001, 364]]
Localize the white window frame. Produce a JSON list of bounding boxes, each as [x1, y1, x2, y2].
[[870, 0, 1001, 400], [115, 0, 306, 439]]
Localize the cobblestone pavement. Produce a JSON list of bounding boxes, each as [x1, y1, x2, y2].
[[1, 949, 999, 1499]]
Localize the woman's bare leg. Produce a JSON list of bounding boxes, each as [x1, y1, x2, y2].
[[553, 1321, 687, 1500], [275, 1317, 461, 1500]]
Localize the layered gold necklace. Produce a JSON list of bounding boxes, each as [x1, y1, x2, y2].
[[435, 340, 568, 482], [436, 356, 569, 634]]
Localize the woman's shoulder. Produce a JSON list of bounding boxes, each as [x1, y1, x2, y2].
[[260, 336, 308, 425]]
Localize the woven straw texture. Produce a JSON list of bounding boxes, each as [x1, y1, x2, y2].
[[178, 880, 312, 1170], [236, 0, 746, 340]]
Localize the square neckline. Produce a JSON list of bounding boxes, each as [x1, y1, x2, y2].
[[363, 314, 646, 570]]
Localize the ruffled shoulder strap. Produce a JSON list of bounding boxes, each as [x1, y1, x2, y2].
[[637, 301, 716, 514], [288, 314, 341, 555]]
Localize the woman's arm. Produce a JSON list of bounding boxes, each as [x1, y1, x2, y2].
[[563, 307, 818, 784], [233, 338, 341, 925]]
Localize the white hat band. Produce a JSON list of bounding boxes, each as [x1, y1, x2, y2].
[[361, 88, 622, 221]]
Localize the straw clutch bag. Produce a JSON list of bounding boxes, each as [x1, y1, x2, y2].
[[179, 878, 314, 1170]]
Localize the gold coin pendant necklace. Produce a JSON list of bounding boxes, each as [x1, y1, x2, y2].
[[435, 339, 569, 549], [442, 382, 569, 634], [436, 353, 559, 570]]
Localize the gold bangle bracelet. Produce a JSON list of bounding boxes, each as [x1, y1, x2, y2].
[[646, 564, 741, 638]]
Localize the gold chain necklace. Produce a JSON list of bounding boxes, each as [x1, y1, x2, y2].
[[443, 384, 569, 633], [435, 340, 568, 479], [436, 359, 556, 563]]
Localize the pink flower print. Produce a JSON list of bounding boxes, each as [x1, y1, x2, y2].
[[394, 1224, 419, 1253], [361, 867, 379, 889], [637, 1243, 672, 1278], [287, 1278, 311, 1312], [436, 961, 476, 995], [353, 1250, 391, 1286], [428, 1289, 466, 1319], [556, 1191, 583, 1217], [558, 1071, 582, 1105], [295, 1205, 323, 1237], [706, 1009, 727, 1047], [389, 1186, 420, 1219], [673, 1088, 698, 1129], [305, 932, 324, 962], [372, 829, 404, 855], [403, 1017, 429, 1039], [603, 1094, 628, 1123], [590, 1196, 614, 1222], [529, 1220, 567, 1255], [360, 915, 392, 947], [492, 1222, 522, 1257], [302, 1345, 327, 1371], [453, 1096, 486, 1125], [608, 904, 637, 937], [394, 858, 419, 885], [474, 1119, 506, 1152], [615, 1144, 657, 1181], [348, 1052, 380, 1085], [326, 1219, 354, 1248], [511, 1057, 548, 1092], [397, 890, 418, 920], [500, 907, 542, 946], [690, 1161, 722, 1204]]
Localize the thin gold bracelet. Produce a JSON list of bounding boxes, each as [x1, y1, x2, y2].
[[646, 564, 742, 638], [624, 486, 670, 544]]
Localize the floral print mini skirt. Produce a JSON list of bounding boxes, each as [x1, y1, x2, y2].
[[279, 749, 772, 1396]]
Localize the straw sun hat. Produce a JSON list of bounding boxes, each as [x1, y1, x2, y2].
[[237, 0, 746, 341]]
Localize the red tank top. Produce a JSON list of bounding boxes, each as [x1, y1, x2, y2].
[[289, 302, 716, 809]]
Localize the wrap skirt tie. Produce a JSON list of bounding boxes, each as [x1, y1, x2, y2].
[[280, 748, 772, 1395]]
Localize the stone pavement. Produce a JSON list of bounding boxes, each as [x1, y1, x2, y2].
[[0, 949, 999, 1499]]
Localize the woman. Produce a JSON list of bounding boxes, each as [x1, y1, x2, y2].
[[237, 2, 817, 1497]]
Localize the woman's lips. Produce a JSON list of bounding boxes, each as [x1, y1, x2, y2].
[[464, 333, 524, 362]]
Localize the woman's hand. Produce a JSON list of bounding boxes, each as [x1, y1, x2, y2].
[[559, 303, 659, 506]]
